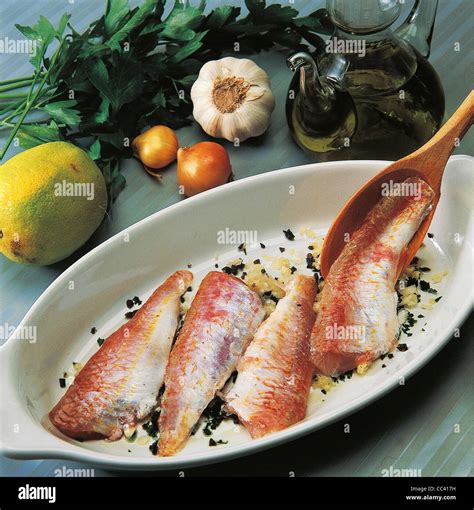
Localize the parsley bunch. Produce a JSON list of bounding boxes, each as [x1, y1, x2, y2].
[[0, 0, 331, 206]]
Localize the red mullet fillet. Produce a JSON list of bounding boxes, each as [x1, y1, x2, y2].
[[311, 177, 435, 376], [158, 272, 265, 456], [226, 274, 317, 438], [49, 270, 193, 440]]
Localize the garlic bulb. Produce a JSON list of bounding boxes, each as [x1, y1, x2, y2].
[[191, 57, 275, 142]]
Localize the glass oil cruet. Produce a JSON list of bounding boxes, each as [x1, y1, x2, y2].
[[286, 0, 445, 161]]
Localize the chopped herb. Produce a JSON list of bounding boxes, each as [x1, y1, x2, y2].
[[202, 424, 213, 436], [125, 310, 138, 319], [306, 253, 315, 270], [261, 268, 266, 274], [290, 266, 297, 274], [97, 337, 105, 347], [420, 267, 431, 272], [209, 438, 228, 446], [126, 299, 134, 309], [253, 259, 261, 265], [308, 245, 314, 250], [214, 263, 219, 268], [427, 233, 434, 238], [411, 256, 419, 265], [90, 327, 97, 334], [187, 263, 192, 268], [238, 243, 247, 255], [260, 243, 266, 249], [149, 440, 158, 455], [142, 409, 160, 438], [419, 280, 437, 294], [339, 370, 353, 381], [417, 314, 424, 318], [180, 296, 185, 303], [222, 259, 245, 276], [400, 310, 417, 337], [435, 296, 442, 302], [321, 389, 327, 395], [59, 378, 66, 388], [283, 229, 295, 241], [387, 353, 394, 359], [279, 247, 286, 253], [201, 397, 232, 436], [397, 343, 409, 352], [382, 364, 386, 368], [133, 296, 142, 305]]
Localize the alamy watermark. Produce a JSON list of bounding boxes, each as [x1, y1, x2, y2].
[[0, 37, 37, 56], [381, 465, 422, 477], [325, 323, 366, 341], [217, 228, 258, 245], [381, 180, 422, 199], [326, 37, 366, 58], [54, 466, 95, 477], [54, 180, 95, 200], [0, 322, 37, 343]]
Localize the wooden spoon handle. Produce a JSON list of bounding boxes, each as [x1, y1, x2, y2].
[[405, 90, 474, 186]]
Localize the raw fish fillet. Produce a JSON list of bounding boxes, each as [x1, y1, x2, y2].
[[49, 270, 193, 440], [226, 274, 317, 438], [311, 177, 434, 376], [158, 271, 265, 456]]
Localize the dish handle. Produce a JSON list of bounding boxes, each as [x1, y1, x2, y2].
[[0, 342, 64, 459]]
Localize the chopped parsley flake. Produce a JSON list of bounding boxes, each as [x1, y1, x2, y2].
[[238, 243, 247, 255], [419, 280, 437, 293]]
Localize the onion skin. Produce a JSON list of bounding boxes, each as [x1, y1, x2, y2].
[[177, 141, 232, 197], [132, 125, 179, 169]]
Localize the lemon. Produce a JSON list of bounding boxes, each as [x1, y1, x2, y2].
[[0, 142, 107, 265]]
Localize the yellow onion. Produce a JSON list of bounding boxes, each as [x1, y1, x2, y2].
[[132, 125, 179, 171], [177, 141, 232, 197]]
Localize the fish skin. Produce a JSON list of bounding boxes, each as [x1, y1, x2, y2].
[[158, 271, 265, 456], [49, 270, 193, 441], [311, 177, 435, 376], [226, 274, 317, 438]]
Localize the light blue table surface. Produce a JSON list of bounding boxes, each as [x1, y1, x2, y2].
[[1, 0, 473, 477]]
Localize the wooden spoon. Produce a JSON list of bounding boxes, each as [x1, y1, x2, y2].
[[320, 90, 474, 279]]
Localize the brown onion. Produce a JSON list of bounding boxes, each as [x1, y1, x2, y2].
[[177, 141, 232, 197], [132, 125, 179, 170]]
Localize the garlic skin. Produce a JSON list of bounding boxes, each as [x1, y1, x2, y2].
[[191, 57, 275, 142]]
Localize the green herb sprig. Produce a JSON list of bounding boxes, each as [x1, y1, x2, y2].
[[0, 0, 331, 207]]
